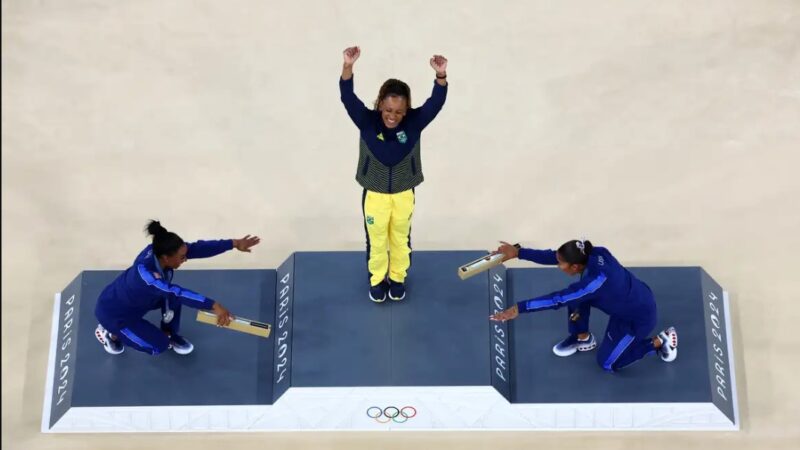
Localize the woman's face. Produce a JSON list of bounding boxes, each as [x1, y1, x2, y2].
[[379, 95, 407, 129], [556, 252, 585, 276], [161, 244, 188, 270]]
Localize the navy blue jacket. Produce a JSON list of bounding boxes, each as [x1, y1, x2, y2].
[[95, 240, 232, 326], [516, 247, 655, 322], [339, 76, 447, 167]]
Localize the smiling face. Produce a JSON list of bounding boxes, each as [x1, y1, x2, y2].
[[379, 95, 408, 129]]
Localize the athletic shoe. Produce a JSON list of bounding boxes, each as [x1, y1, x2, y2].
[[369, 280, 389, 303], [552, 333, 597, 357], [170, 334, 194, 355], [388, 280, 406, 301], [658, 326, 678, 362], [95, 324, 124, 355]]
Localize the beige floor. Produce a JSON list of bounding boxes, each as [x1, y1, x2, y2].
[[3, 1, 800, 448]]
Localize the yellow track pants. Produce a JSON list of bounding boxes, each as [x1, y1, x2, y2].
[[362, 189, 415, 287]]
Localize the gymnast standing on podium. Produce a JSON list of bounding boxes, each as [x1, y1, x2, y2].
[[339, 45, 448, 303]]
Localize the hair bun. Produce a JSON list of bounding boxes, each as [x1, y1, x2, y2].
[[145, 219, 168, 237]]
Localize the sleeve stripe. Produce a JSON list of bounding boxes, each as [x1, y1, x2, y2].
[[137, 265, 206, 304], [524, 272, 608, 311]]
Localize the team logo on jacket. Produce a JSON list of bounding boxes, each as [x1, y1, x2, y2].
[[377, 132, 385, 141], [366, 216, 374, 225], [396, 130, 407, 143], [153, 272, 161, 279]]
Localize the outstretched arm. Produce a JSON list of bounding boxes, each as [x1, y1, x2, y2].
[[490, 272, 607, 322], [517, 272, 607, 313], [186, 235, 260, 259], [494, 241, 558, 265], [137, 265, 237, 325]]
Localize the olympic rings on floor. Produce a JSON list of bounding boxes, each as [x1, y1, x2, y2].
[[365, 405, 417, 423], [400, 406, 417, 418], [391, 413, 408, 423]]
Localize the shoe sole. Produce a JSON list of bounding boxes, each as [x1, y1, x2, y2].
[[552, 339, 597, 357], [95, 326, 106, 344], [105, 345, 124, 355], [172, 345, 194, 355], [389, 292, 406, 301], [660, 328, 678, 362], [553, 346, 578, 357]]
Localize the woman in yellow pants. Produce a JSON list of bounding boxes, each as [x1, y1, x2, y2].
[[339, 46, 448, 302]]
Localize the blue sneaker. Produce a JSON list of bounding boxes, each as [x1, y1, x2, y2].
[[388, 280, 406, 301], [369, 281, 389, 303], [170, 334, 194, 355], [552, 333, 596, 357]]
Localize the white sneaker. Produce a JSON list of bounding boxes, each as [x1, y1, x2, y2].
[[169, 334, 194, 355], [658, 327, 678, 362], [552, 333, 597, 357], [95, 324, 124, 355]]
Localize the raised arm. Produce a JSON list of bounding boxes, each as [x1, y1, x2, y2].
[[408, 54, 448, 129], [339, 46, 371, 129]]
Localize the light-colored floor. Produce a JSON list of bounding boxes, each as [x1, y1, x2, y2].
[[3, 1, 799, 448]]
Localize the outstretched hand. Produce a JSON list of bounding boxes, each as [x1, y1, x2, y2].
[[489, 305, 519, 322], [212, 302, 234, 327], [495, 241, 519, 262], [233, 235, 261, 252]]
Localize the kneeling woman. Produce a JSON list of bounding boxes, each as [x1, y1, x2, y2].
[[490, 240, 678, 372], [94, 220, 260, 356]]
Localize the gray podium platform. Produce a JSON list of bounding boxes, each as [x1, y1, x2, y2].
[[291, 251, 491, 387], [43, 251, 738, 432]]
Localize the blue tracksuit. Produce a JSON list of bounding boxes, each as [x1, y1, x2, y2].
[[94, 240, 233, 355], [516, 246, 658, 371]]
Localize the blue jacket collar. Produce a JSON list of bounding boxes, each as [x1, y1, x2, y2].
[[152, 254, 168, 280]]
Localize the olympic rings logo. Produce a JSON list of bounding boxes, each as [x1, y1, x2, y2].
[[366, 406, 417, 424]]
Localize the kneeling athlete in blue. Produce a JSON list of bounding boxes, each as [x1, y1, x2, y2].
[[489, 240, 678, 372], [94, 220, 260, 356]]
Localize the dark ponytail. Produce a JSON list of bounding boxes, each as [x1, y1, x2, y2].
[[557, 239, 594, 265], [145, 220, 184, 257], [373, 78, 412, 109]]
